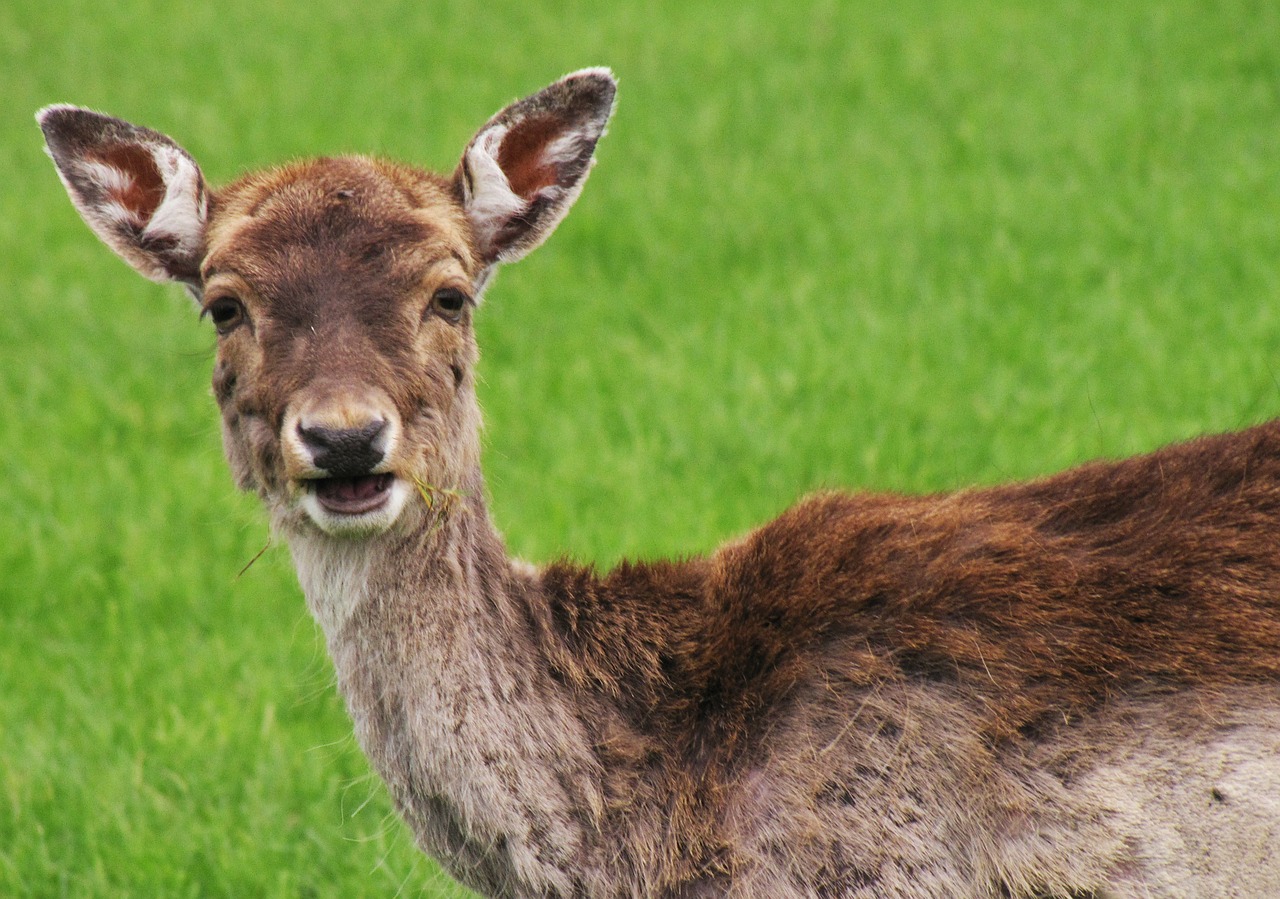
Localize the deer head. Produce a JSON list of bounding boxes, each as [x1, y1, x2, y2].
[[40, 70, 616, 538]]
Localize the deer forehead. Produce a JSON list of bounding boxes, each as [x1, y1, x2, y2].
[[203, 157, 476, 312]]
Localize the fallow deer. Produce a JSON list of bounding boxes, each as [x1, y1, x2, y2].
[[40, 69, 1280, 898]]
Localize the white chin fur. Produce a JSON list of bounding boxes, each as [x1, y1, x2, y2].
[[299, 478, 412, 536]]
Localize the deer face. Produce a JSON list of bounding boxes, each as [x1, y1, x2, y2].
[[40, 69, 616, 537], [200, 158, 483, 535]]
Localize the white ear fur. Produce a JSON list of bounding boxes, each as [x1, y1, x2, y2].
[[38, 105, 208, 285], [462, 124, 536, 258], [141, 145, 207, 264], [459, 68, 617, 267]]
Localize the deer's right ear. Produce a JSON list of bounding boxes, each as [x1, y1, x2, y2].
[[38, 105, 207, 286]]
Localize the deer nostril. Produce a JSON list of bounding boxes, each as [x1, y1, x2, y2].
[[298, 420, 387, 477]]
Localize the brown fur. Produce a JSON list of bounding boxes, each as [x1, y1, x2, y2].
[[507, 422, 1280, 891], [40, 72, 1280, 898]]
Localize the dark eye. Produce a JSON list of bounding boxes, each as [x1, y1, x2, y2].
[[429, 287, 468, 321], [202, 296, 247, 335]]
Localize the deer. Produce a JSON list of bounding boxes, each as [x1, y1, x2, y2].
[[38, 68, 1280, 898]]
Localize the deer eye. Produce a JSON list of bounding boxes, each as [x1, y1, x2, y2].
[[202, 296, 247, 335], [429, 287, 468, 322]]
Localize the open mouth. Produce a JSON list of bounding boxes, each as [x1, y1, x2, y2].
[[308, 473, 395, 516]]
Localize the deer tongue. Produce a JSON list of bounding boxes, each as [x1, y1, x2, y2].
[[312, 474, 394, 515]]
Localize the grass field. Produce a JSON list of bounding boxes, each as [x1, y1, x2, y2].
[[3, 0, 1279, 895]]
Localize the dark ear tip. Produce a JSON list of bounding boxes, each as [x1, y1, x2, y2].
[[36, 104, 77, 139], [556, 67, 618, 118], [562, 66, 617, 89], [545, 67, 614, 121], [36, 104, 114, 150]]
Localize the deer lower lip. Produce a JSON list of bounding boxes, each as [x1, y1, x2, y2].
[[310, 474, 395, 515]]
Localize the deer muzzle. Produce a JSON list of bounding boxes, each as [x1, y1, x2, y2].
[[282, 391, 412, 534]]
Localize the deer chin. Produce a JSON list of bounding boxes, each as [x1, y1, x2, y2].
[[297, 474, 411, 536]]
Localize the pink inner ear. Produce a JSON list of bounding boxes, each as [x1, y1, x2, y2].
[[92, 143, 165, 220], [497, 115, 566, 200]]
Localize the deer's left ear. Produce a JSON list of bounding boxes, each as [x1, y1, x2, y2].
[[456, 68, 616, 267], [38, 105, 208, 285]]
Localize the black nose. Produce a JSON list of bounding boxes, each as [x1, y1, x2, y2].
[[298, 420, 386, 477]]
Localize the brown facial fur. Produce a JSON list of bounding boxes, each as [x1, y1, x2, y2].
[[200, 157, 480, 515]]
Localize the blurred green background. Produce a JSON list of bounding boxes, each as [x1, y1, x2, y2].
[[3, 0, 1278, 894]]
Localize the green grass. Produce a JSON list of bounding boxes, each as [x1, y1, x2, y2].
[[3, 0, 1279, 894]]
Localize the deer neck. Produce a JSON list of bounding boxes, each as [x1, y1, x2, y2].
[[285, 468, 496, 636], [284, 474, 609, 896]]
